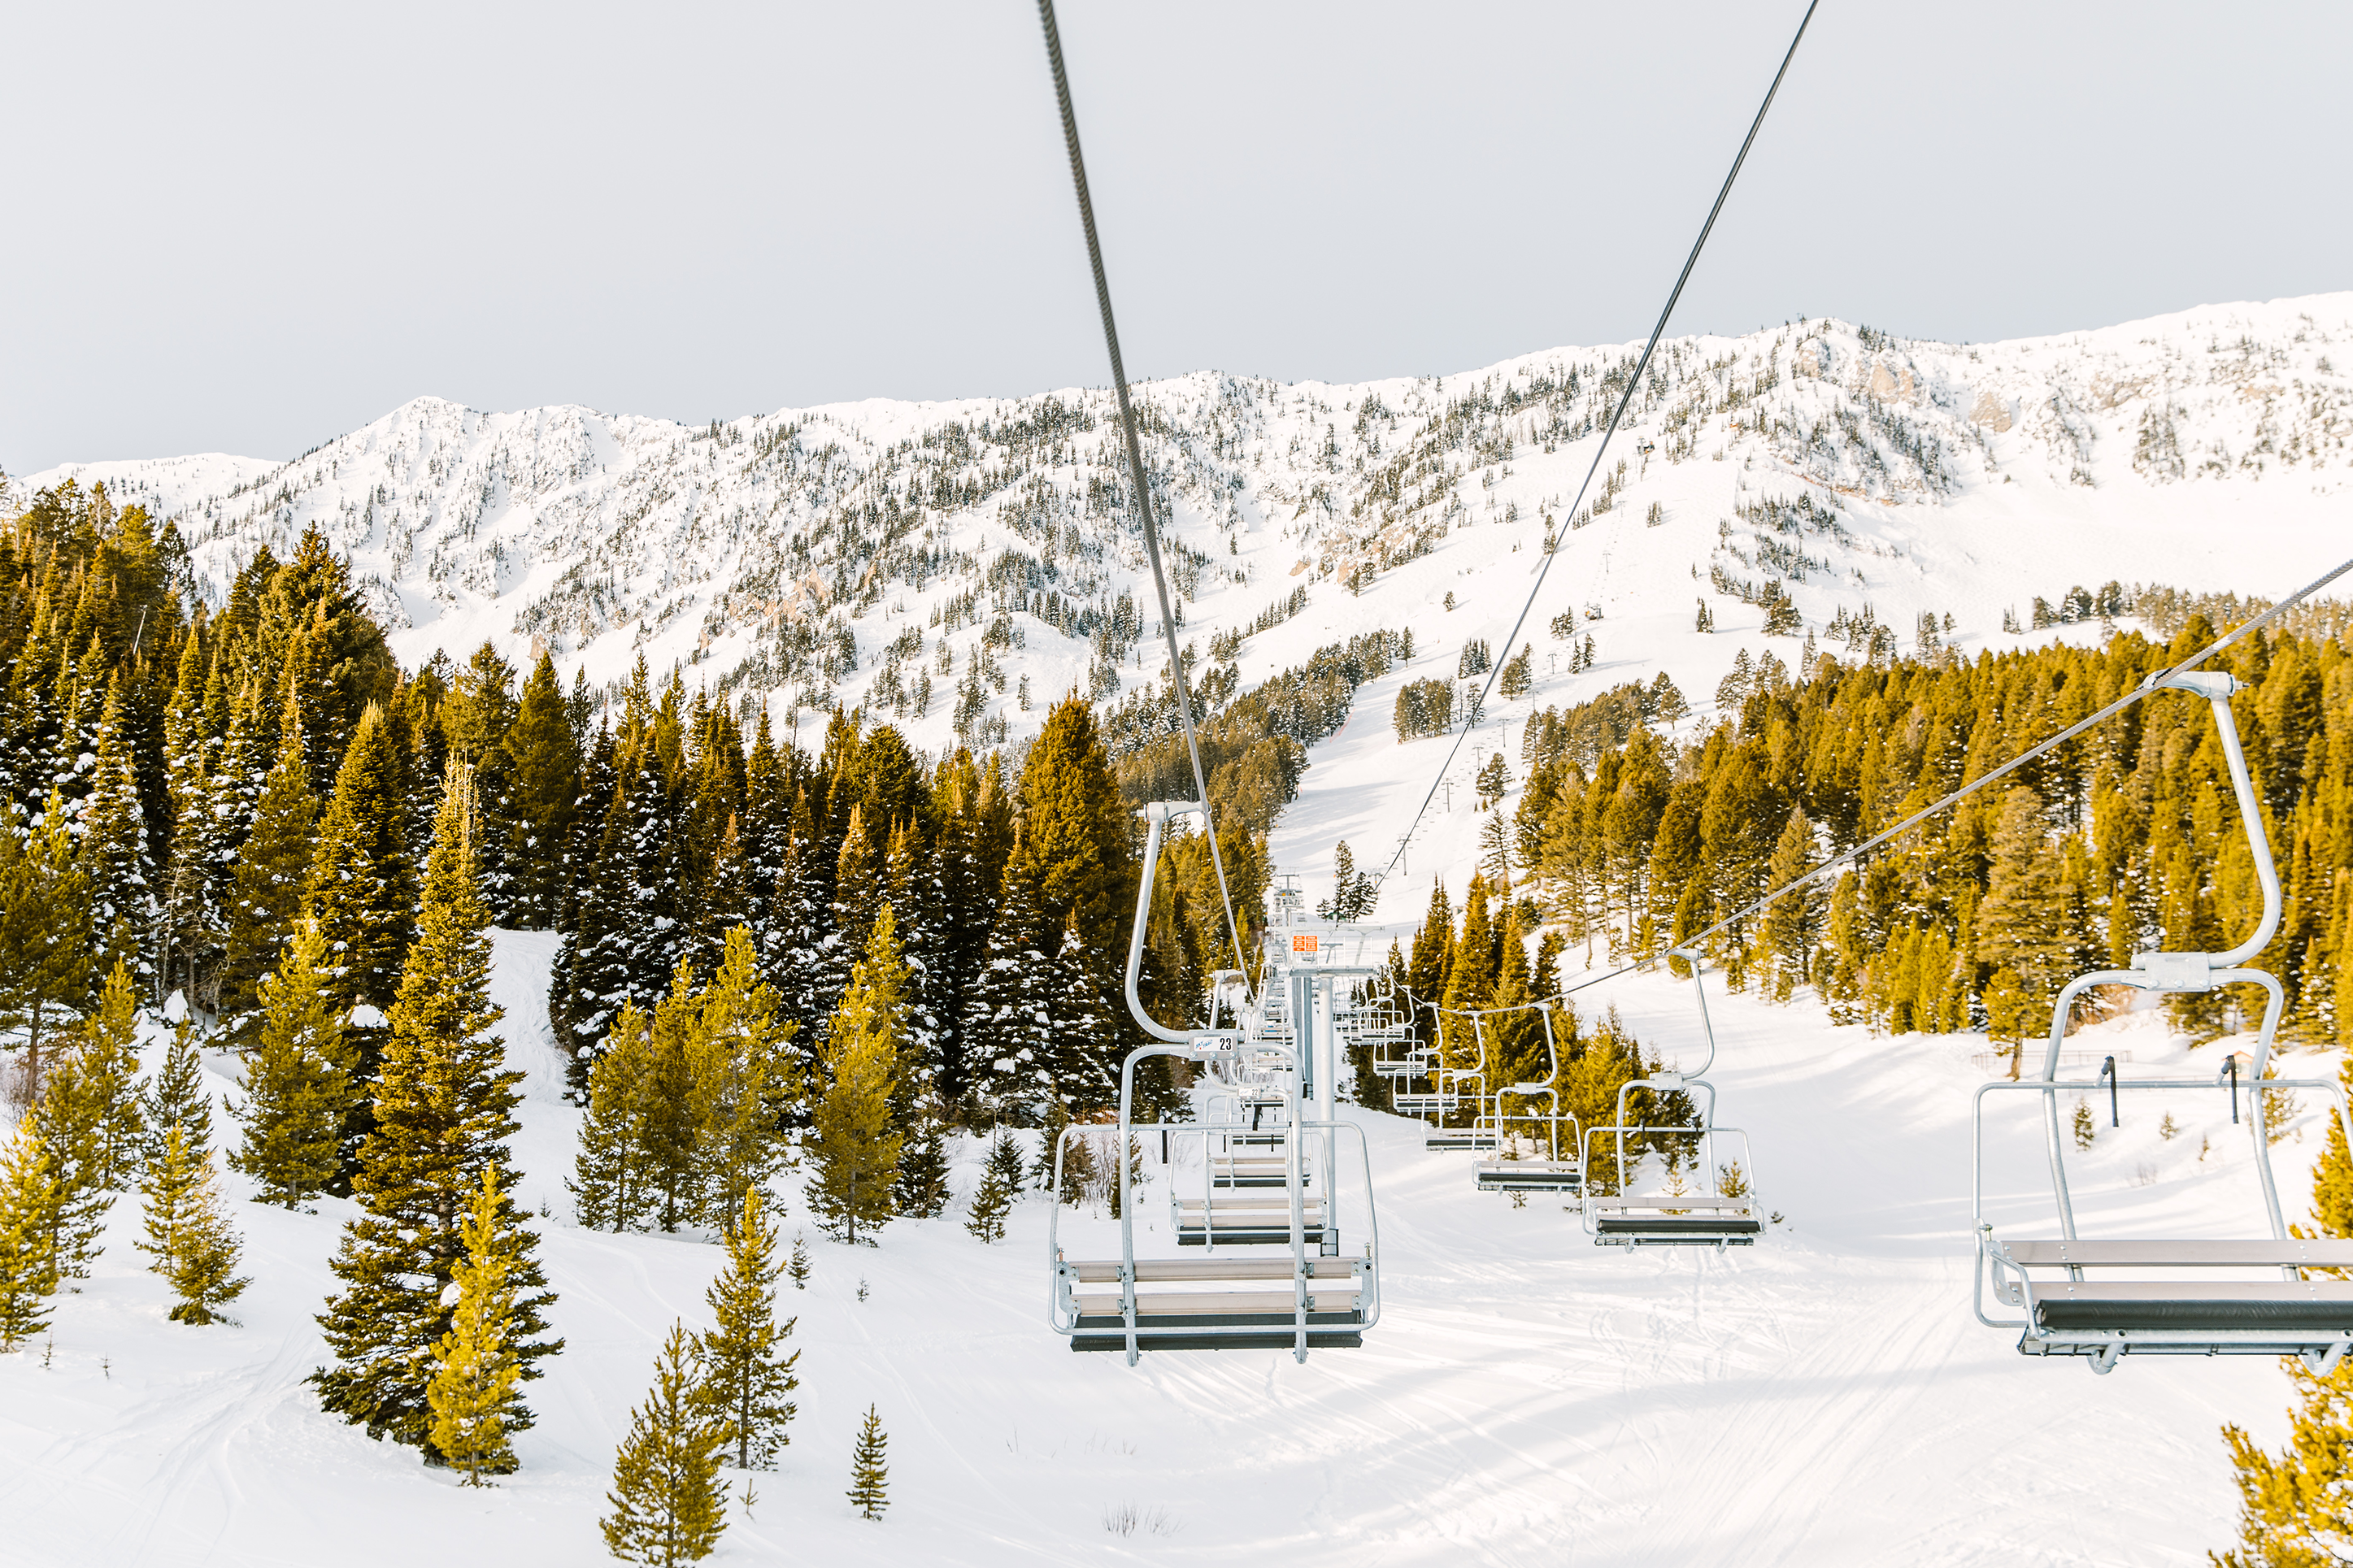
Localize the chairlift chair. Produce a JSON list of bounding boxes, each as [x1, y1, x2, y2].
[[1974, 671, 2353, 1372], [1468, 1003, 1585, 1193], [1420, 1005, 1499, 1151], [1048, 801, 1381, 1362], [1581, 950, 1763, 1247]]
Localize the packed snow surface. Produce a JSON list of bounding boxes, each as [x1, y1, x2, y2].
[[0, 931, 2327, 1566]]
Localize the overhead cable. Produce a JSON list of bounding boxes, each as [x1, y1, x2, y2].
[[1558, 549, 2353, 1001], [1036, 0, 1250, 978], [1380, 0, 1821, 886]]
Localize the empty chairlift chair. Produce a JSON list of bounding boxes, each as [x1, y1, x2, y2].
[[1974, 671, 2353, 1372], [1468, 1002, 1583, 1194], [1581, 950, 1763, 1248], [1048, 801, 1381, 1362], [1421, 1006, 1498, 1152]]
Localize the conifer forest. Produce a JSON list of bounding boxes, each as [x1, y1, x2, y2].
[[7, 283, 2353, 1561]]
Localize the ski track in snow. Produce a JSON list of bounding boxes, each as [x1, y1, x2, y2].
[[0, 929, 2324, 1564]]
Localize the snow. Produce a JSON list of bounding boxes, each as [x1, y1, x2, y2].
[[17, 293, 2352, 763], [7, 292, 2346, 1561], [0, 932, 2327, 1564]]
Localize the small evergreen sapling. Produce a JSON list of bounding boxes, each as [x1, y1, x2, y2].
[[141, 1017, 212, 1165], [0, 1127, 62, 1349], [982, 1131, 1027, 1195], [602, 1322, 730, 1566], [137, 1123, 249, 1326], [427, 1166, 524, 1483], [691, 1191, 799, 1470], [847, 1403, 889, 1521], [893, 1118, 951, 1219], [788, 1234, 811, 1290], [964, 1165, 1012, 1244]]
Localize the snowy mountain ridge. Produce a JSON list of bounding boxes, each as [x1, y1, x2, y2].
[[18, 293, 2353, 766]]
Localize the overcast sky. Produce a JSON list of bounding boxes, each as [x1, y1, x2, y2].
[[5, 2, 2346, 473]]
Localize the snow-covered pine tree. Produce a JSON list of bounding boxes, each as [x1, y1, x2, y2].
[[304, 704, 416, 1072], [141, 1017, 212, 1168], [571, 1001, 657, 1231], [159, 629, 222, 1005], [602, 1322, 730, 1566], [220, 696, 314, 1040], [1047, 914, 1119, 1110], [80, 676, 153, 991], [815, 804, 882, 1047], [691, 1189, 799, 1470], [807, 906, 907, 1245], [766, 788, 831, 1063], [846, 1404, 889, 1521], [427, 1166, 524, 1483], [313, 764, 559, 1454], [881, 819, 947, 1098], [232, 917, 359, 1206], [959, 824, 1057, 1113], [137, 1121, 248, 1324], [892, 1118, 951, 1219], [0, 1126, 61, 1348], [788, 1233, 811, 1290]]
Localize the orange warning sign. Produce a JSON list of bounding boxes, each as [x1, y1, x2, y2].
[[1291, 933, 1320, 954]]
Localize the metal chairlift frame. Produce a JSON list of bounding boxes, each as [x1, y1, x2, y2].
[[1581, 948, 1764, 1247], [1972, 671, 2353, 1371], [1046, 801, 1383, 1363], [1414, 1001, 1496, 1147], [1456, 1001, 1584, 1192]]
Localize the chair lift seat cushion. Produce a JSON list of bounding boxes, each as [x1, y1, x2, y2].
[[2033, 1281, 2353, 1332], [1596, 1214, 1763, 1235]]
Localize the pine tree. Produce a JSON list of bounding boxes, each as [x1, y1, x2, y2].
[[0, 788, 94, 1084], [788, 1233, 810, 1290], [501, 652, 578, 929], [233, 918, 359, 1206], [427, 1166, 524, 1483], [807, 907, 907, 1245], [846, 1404, 889, 1521], [893, 1118, 951, 1219], [960, 824, 1058, 1112], [688, 926, 800, 1230], [81, 677, 154, 990], [602, 1322, 730, 1566], [692, 1190, 799, 1470], [306, 703, 416, 1065], [137, 1123, 248, 1325], [142, 1017, 213, 1165], [571, 1001, 658, 1231], [221, 702, 317, 1040], [2216, 1359, 2353, 1567], [313, 764, 559, 1454], [964, 1160, 1013, 1244], [67, 962, 150, 1189], [0, 1126, 61, 1348]]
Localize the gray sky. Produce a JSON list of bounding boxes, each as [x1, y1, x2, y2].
[[6, 2, 2346, 474]]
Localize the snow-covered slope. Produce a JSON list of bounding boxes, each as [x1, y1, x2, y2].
[[0, 931, 2322, 1565], [21, 295, 2352, 761]]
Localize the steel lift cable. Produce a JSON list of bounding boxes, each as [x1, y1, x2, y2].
[[1036, 0, 1249, 981], [1379, 0, 1821, 887], [1556, 549, 2353, 1003]]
